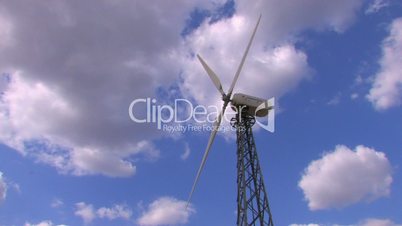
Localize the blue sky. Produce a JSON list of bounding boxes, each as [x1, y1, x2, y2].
[[0, 0, 402, 226]]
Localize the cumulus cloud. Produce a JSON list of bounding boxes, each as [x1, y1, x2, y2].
[[137, 197, 195, 226], [179, 0, 363, 129], [367, 18, 402, 110], [0, 172, 6, 202], [299, 145, 392, 210], [0, 0, 365, 176], [0, 0, 206, 177], [74, 202, 132, 223], [236, 0, 363, 34]]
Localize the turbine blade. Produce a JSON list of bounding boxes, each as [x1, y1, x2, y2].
[[227, 14, 261, 97], [187, 102, 228, 207], [197, 54, 226, 97]]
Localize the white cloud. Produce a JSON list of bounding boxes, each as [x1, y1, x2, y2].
[[179, 0, 364, 121], [137, 197, 195, 226], [351, 93, 359, 100], [299, 145, 392, 210], [0, 1, 365, 176], [0, 73, 160, 177], [290, 219, 401, 226], [0, 0, 206, 177], [51, 198, 64, 208], [75, 202, 96, 224], [365, 0, 390, 14], [359, 218, 401, 226], [96, 204, 132, 220], [236, 0, 363, 34], [181, 143, 191, 160], [367, 18, 402, 110], [24, 221, 52, 226], [75, 202, 132, 223], [24, 220, 67, 226], [290, 224, 320, 226], [327, 94, 341, 106], [0, 172, 6, 202]]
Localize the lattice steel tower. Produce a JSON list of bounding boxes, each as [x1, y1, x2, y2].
[[231, 110, 274, 226]]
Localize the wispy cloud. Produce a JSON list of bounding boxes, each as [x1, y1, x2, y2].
[[327, 93, 342, 106], [351, 93, 359, 100], [181, 142, 191, 160], [0, 172, 6, 203], [365, 0, 390, 14], [51, 198, 64, 208]]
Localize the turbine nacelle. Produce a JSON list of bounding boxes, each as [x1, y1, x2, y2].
[[231, 93, 272, 117]]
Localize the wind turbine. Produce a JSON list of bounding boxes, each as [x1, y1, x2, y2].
[[187, 15, 275, 226]]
